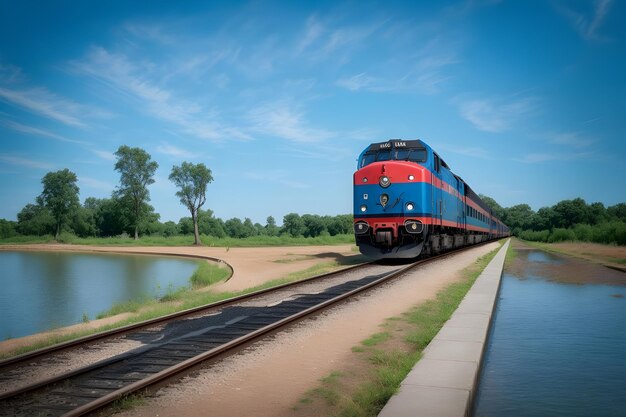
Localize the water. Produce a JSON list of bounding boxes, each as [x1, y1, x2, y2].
[[0, 251, 201, 340], [473, 249, 626, 417]]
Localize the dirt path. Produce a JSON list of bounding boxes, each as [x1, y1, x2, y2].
[[116, 242, 500, 417], [0, 244, 358, 355]]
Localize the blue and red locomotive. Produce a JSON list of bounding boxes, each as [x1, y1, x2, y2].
[[353, 139, 509, 258]]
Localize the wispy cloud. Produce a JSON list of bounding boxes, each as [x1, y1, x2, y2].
[[336, 37, 458, 95], [0, 154, 55, 170], [70, 46, 251, 141], [156, 142, 195, 158], [296, 15, 387, 63], [0, 64, 24, 84], [92, 149, 116, 161], [1, 120, 85, 144], [555, 0, 613, 41], [336, 73, 376, 91], [549, 132, 595, 149], [0, 86, 87, 127], [79, 176, 114, 191], [248, 101, 334, 143], [457, 96, 537, 133]]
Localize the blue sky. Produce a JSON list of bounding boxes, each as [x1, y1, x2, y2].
[[1, 0, 624, 224]]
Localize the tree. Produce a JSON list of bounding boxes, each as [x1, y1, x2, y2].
[[282, 213, 305, 237], [0, 219, 18, 238], [302, 214, 325, 237], [224, 217, 245, 238], [169, 162, 213, 245], [265, 216, 279, 236], [197, 209, 226, 238], [16, 204, 55, 235], [113, 146, 158, 239], [38, 169, 80, 239], [479, 194, 506, 220], [552, 198, 588, 228]]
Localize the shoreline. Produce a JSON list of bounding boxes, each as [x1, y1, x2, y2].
[[0, 243, 359, 357]]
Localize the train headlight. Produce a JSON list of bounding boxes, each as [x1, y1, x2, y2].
[[406, 202, 414, 211], [379, 176, 390, 188], [408, 175, 414, 181], [360, 205, 367, 212], [362, 177, 368, 183]]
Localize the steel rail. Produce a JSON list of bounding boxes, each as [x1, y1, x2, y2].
[[1, 239, 503, 416], [0, 260, 372, 369], [63, 259, 422, 417]]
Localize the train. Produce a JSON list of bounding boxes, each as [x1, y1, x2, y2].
[[353, 139, 509, 259]]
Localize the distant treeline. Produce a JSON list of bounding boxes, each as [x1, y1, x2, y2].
[[0, 201, 353, 240], [480, 195, 626, 245]]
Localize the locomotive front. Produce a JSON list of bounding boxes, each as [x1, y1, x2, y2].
[[353, 140, 431, 258]]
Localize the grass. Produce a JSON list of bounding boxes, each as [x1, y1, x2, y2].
[[0, 233, 356, 247], [297, 242, 504, 417], [0, 256, 366, 360], [361, 332, 391, 347], [505, 240, 518, 267], [189, 261, 231, 288], [519, 238, 625, 266]]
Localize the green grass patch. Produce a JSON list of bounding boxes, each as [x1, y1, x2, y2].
[[190, 261, 231, 288], [298, 244, 503, 417], [361, 332, 391, 347], [108, 392, 147, 414], [505, 241, 518, 267]]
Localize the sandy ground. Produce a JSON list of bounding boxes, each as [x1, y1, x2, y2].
[[116, 242, 500, 417], [0, 243, 358, 355], [549, 242, 626, 269]]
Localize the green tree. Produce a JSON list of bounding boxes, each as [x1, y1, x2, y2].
[[265, 216, 279, 236], [84, 197, 129, 237], [282, 213, 305, 237], [38, 169, 80, 239], [302, 214, 325, 237], [169, 162, 213, 245], [162, 221, 179, 237], [242, 218, 258, 237], [503, 204, 534, 234], [72, 205, 97, 237], [479, 194, 506, 220], [607, 203, 626, 222], [0, 219, 18, 238], [552, 198, 588, 228], [224, 217, 245, 238], [197, 209, 226, 238], [16, 204, 55, 235], [113, 146, 158, 239]]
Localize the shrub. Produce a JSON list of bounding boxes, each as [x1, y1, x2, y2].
[[518, 229, 550, 242], [548, 228, 576, 243]]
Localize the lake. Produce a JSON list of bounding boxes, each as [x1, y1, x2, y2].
[[472, 248, 626, 417], [0, 250, 202, 340]]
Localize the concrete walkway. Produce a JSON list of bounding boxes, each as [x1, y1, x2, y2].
[[378, 239, 510, 417]]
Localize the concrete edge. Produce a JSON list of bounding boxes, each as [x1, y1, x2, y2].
[[378, 239, 510, 417]]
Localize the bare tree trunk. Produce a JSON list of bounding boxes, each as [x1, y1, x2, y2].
[[134, 225, 139, 240], [192, 212, 201, 245], [55, 223, 60, 240]]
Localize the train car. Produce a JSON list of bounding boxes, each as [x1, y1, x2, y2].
[[353, 139, 509, 259]]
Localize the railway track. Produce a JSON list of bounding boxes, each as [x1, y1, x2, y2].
[[0, 242, 496, 417]]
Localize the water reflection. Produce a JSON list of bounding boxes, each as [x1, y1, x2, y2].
[[473, 246, 626, 417], [0, 251, 201, 340]]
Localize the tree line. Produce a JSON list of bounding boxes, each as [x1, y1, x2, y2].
[[0, 145, 354, 242], [480, 195, 626, 245]]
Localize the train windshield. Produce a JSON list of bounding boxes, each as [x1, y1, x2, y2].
[[359, 148, 427, 168]]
